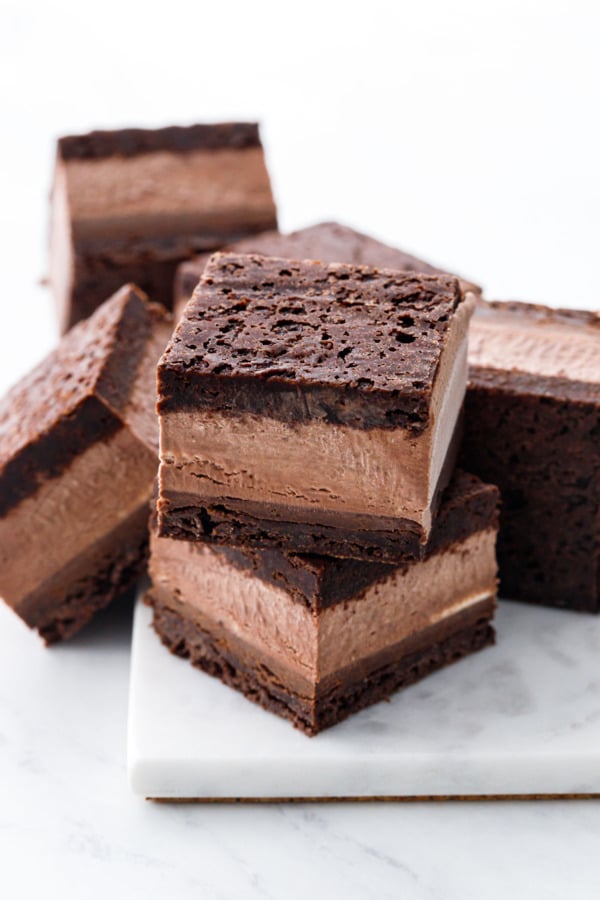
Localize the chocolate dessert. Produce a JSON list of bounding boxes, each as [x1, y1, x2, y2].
[[157, 252, 476, 560], [0, 285, 172, 643], [149, 472, 499, 734], [461, 300, 600, 612], [50, 123, 278, 331], [174, 221, 482, 318]]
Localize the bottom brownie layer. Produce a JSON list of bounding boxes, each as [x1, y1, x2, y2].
[[158, 492, 424, 562], [18, 505, 150, 645], [157, 464, 497, 567], [151, 596, 495, 736]]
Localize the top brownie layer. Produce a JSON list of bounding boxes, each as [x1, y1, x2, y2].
[[160, 252, 468, 433], [174, 221, 481, 312], [214, 470, 499, 610], [0, 285, 167, 517], [469, 300, 600, 403], [58, 123, 261, 160]]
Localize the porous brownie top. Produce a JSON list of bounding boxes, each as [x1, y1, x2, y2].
[[0, 286, 166, 515], [160, 252, 466, 431], [58, 122, 261, 160]]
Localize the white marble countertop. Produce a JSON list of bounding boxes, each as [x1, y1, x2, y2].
[[2, 1, 600, 895]]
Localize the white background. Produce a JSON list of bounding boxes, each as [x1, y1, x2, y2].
[[0, 1, 599, 897]]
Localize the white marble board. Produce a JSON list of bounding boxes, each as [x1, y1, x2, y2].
[[128, 596, 600, 799]]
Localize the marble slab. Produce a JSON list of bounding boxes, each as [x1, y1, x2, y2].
[[128, 597, 600, 799]]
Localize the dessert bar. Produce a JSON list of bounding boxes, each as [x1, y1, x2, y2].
[[0, 285, 171, 642], [149, 472, 499, 734], [174, 220, 481, 318], [461, 300, 600, 612], [50, 123, 277, 331], [158, 252, 476, 560]]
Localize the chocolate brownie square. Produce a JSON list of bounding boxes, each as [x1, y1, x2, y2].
[[0, 285, 171, 642], [149, 471, 498, 734], [461, 300, 600, 612], [50, 123, 277, 331], [157, 252, 476, 561]]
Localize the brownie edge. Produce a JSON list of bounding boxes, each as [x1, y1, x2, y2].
[[58, 123, 261, 160], [159, 252, 467, 433], [173, 221, 483, 313]]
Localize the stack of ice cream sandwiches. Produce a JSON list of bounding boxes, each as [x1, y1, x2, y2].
[[0, 121, 597, 736], [150, 251, 500, 733]]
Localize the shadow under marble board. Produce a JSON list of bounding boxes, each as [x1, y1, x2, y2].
[[127, 597, 600, 800]]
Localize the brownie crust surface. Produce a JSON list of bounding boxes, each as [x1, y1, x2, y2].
[[58, 123, 261, 160], [0, 285, 160, 516], [159, 470, 499, 566], [174, 221, 482, 311], [462, 386, 599, 611], [160, 252, 466, 433]]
